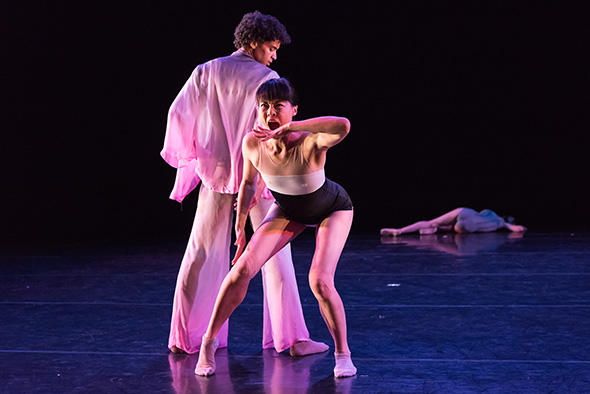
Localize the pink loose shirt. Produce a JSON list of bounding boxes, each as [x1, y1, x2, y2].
[[161, 50, 279, 201]]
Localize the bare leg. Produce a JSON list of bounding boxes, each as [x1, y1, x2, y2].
[[195, 205, 306, 376], [308, 210, 356, 378], [381, 208, 465, 236], [250, 198, 328, 355]]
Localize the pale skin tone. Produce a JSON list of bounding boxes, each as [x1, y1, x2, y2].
[[380, 207, 527, 236], [172, 40, 330, 357], [169, 39, 282, 356], [196, 97, 354, 375]]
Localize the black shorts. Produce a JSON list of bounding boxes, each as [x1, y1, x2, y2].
[[269, 179, 353, 225]]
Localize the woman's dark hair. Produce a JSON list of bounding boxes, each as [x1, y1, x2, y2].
[[256, 78, 298, 106], [502, 215, 516, 225], [233, 11, 291, 49]]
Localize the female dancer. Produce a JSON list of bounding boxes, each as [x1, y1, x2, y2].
[[381, 207, 527, 236], [195, 78, 357, 378]]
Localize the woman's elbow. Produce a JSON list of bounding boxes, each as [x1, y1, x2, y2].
[[339, 117, 351, 135]]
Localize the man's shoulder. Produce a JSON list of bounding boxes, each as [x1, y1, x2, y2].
[[215, 52, 276, 74], [193, 53, 277, 87]]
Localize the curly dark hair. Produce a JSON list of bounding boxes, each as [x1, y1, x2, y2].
[[233, 11, 291, 49]]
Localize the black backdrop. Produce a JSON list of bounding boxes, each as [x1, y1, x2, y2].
[[3, 2, 589, 247]]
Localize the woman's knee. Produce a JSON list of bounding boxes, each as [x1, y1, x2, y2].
[[230, 256, 258, 283], [308, 272, 335, 302]]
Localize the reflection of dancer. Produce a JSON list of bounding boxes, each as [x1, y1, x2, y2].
[[161, 12, 326, 356], [380, 231, 525, 256], [381, 207, 526, 236], [195, 78, 357, 378]]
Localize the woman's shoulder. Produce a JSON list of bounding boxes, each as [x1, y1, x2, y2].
[[242, 132, 261, 158], [242, 132, 260, 148]]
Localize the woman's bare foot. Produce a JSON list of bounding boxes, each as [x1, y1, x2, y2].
[[195, 336, 219, 376], [170, 346, 187, 354], [289, 340, 329, 357], [380, 228, 402, 236]]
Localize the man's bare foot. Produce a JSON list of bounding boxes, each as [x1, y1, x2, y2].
[[290, 340, 329, 357], [170, 346, 187, 354]]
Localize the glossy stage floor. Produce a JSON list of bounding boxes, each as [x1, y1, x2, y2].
[[1, 231, 589, 393]]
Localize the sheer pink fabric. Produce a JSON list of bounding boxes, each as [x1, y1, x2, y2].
[[161, 50, 278, 201], [164, 51, 309, 353], [168, 188, 310, 353]]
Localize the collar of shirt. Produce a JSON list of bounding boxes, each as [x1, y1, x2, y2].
[[232, 48, 255, 60]]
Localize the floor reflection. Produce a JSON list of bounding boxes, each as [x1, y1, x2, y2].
[[168, 349, 332, 393], [263, 350, 330, 393], [168, 348, 235, 394], [381, 231, 525, 256]]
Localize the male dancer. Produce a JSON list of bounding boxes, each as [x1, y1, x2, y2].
[[161, 11, 327, 356]]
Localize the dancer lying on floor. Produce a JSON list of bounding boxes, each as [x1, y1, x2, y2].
[[381, 207, 527, 236], [195, 78, 357, 378]]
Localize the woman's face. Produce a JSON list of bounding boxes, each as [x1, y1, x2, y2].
[[258, 99, 298, 130]]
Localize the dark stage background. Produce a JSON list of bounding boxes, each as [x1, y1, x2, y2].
[[3, 2, 589, 247]]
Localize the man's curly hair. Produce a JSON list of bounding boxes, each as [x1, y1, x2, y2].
[[233, 11, 291, 49]]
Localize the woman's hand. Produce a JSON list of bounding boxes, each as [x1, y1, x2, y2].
[[232, 225, 247, 265], [253, 122, 292, 141]]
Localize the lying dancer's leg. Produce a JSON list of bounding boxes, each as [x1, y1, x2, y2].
[[381, 207, 465, 236], [309, 210, 357, 378], [168, 186, 233, 354], [250, 197, 329, 356], [195, 205, 306, 376]]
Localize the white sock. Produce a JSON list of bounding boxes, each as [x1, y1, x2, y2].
[[334, 352, 357, 378], [194, 335, 219, 376]]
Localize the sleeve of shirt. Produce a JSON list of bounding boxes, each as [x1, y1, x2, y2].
[[160, 66, 203, 168], [160, 66, 204, 202]]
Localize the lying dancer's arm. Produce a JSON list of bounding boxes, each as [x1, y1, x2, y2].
[[502, 222, 527, 232], [233, 136, 260, 264]]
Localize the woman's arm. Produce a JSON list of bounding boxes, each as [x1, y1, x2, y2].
[[254, 116, 350, 149], [290, 116, 350, 150], [233, 136, 260, 263], [502, 222, 527, 232]]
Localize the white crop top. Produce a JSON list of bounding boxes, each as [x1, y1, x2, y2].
[[260, 168, 325, 196]]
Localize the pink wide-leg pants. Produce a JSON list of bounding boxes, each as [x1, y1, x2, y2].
[[168, 185, 310, 353]]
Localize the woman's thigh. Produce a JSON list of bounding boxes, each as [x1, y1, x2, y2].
[[236, 204, 306, 276], [310, 210, 354, 278]]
